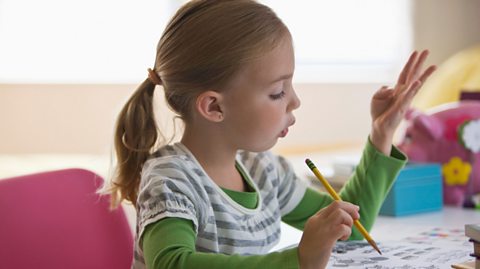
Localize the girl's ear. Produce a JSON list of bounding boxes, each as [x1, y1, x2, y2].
[[195, 90, 224, 122]]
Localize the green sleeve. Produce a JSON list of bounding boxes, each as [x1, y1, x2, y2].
[[143, 217, 300, 269], [282, 137, 407, 240], [281, 187, 330, 230]]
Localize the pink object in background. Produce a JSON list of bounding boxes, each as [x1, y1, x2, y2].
[[0, 168, 133, 269], [398, 101, 480, 206]]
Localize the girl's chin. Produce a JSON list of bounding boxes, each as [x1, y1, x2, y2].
[[245, 139, 278, 153]]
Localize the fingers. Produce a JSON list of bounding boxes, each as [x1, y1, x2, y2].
[[397, 51, 418, 85], [299, 201, 361, 268], [394, 50, 436, 105], [406, 50, 429, 83], [338, 224, 353, 241], [384, 80, 421, 127], [319, 201, 360, 227], [337, 201, 360, 220], [372, 86, 392, 100], [318, 200, 358, 217], [398, 50, 435, 92], [405, 64, 437, 98], [323, 201, 359, 241], [417, 65, 437, 84], [408, 81, 422, 96], [334, 210, 354, 241]]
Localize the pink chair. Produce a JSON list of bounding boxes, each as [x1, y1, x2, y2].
[[0, 168, 133, 269]]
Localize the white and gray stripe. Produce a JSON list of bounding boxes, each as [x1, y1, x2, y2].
[[132, 143, 307, 268]]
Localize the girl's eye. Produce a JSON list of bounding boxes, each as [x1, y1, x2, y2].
[[269, 91, 286, 100]]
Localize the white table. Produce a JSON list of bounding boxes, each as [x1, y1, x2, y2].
[[274, 206, 480, 251], [372, 206, 480, 241]]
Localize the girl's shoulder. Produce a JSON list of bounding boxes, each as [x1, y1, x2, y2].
[[149, 143, 189, 161], [141, 143, 200, 181]]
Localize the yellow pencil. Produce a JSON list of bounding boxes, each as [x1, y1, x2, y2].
[[305, 158, 382, 255]]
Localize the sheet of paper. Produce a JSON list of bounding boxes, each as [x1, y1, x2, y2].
[[326, 227, 472, 269]]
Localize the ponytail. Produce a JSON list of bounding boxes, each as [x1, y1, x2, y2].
[[109, 79, 162, 208]]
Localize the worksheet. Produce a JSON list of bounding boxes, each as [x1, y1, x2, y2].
[[326, 228, 472, 269]]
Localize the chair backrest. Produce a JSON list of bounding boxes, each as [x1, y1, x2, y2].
[[0, 168, 133, 269]]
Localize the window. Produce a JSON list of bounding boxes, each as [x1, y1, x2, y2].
[[0, 0, 411, 83], [0, 0, 183, 83], [262, 0, 413, 83]]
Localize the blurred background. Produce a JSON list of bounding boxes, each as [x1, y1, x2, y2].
[[0, 0, 479, 164]]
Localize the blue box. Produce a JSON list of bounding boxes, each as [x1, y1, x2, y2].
[[379, 163, 443, 216]]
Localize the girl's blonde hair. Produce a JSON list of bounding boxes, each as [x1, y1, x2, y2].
[[108, 0, 289, 208]]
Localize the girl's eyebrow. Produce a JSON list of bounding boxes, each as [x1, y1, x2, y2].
[[269, 74, 293, 84]]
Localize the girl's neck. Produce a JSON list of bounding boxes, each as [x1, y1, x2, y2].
[[181, 126, 246, 192]]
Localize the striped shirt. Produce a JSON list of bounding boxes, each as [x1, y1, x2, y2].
[[132, 143, 307, 268]]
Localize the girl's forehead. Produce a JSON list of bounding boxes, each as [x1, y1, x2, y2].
[[243, 38, 295, 84], [221, 36, 294, 92]]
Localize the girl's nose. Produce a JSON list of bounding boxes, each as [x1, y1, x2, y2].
[[288, 88, 301, 112]]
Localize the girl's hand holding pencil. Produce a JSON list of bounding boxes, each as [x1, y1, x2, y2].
[[369, 50, 436, 155], [305, 158, 382, 255], [298, 200, 360, 269]]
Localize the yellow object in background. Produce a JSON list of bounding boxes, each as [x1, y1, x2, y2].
[[413, 45, 480, 111], [442, 156, 472, 186]]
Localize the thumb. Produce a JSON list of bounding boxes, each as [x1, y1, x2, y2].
[[373, 86, 392, 100]]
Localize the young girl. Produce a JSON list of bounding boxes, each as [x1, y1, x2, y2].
[[106, 1, 435, 268]]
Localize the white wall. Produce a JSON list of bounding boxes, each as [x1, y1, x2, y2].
[[412, 0, 480, 68], [0, 83, 377, 154]]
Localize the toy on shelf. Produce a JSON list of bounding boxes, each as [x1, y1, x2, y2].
[[398, 100, 480, 207]]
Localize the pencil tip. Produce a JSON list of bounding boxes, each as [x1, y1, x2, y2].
[[369, 240, 382, 255]]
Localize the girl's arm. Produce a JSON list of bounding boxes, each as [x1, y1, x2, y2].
[[143, 217, 299, 269], [282, 137, 406, 240], [283, 50, 435, 237], [337, 137, 406, 239]]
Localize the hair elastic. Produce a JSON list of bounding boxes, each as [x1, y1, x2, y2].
[[147, 68, 162, 85]]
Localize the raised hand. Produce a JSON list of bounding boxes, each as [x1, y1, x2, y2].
[[298, 201, 360, 269], [370, 50, 437, 155]]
